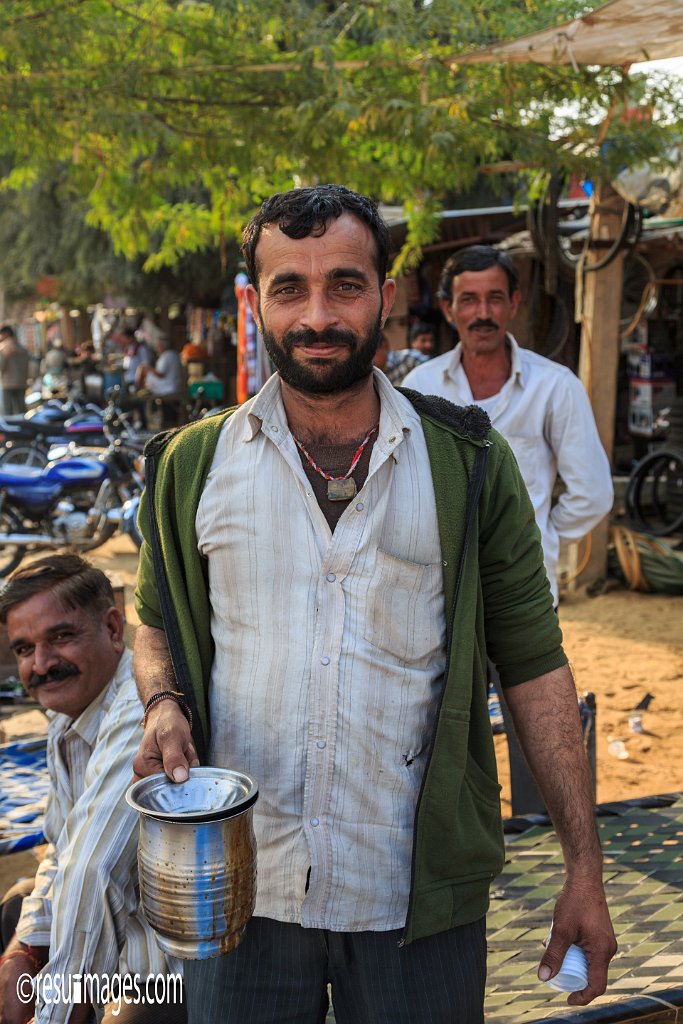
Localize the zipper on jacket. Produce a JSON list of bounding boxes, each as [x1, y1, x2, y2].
[[399, 440, 490, 946]]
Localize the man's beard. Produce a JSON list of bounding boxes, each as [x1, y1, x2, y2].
[[261, 314, 383, 395]]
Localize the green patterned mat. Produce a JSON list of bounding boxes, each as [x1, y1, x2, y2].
[[325, 795, 683, 1022], [486, 795, 683, 1022]]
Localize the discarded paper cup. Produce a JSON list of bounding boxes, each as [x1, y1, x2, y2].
[[545, 944, 590, 993], [607, 739, 628, 760]]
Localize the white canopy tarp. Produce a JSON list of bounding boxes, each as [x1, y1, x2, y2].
[[452, 0, 683, 68]]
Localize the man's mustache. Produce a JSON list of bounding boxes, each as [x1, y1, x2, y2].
[[468, 319, 499, 331], [284, 327, 357, 351], [28, 662, 79, 690]]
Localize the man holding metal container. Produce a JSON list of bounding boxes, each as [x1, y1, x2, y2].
[[133, 185, 616, 1023]]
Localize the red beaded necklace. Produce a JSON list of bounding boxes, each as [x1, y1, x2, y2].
[[293, 425, 379, 501]]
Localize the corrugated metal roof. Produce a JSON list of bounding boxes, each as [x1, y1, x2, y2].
[[385, 198, 589, 230]]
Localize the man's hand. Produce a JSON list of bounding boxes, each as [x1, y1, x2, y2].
[[0, 952, 37, 1024], [538, 875, 617, 1005], [505, 666, 618, 1003], [133, 700, 200, 782], [133, 624, 200, 782]]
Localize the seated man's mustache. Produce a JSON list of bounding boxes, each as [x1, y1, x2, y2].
[[28, 662, 80, 690], [285, 327, 357, 349], [469, 319, 499, 331]]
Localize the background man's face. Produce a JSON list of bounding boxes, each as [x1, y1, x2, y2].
[[6, 591, 124, 720], [441, 265, 520, 358], [246, 212, 395, 395], [411, 332, 435, 356]]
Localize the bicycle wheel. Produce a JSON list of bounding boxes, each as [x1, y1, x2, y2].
[[625, 449, 683, 536], [0, 443, 49, 468]]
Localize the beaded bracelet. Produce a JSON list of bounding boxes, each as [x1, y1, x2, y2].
[[0, 945, 44, 973], [142, 690, 193, 732]]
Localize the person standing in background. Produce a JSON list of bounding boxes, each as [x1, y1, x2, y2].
[[0, 326, 30, 416], [382, 322, 435, 385], [403, 245, 613, 606], [137, 333, 182, 397], [407, 321, 436, 358], [120, 327, 153, 391]]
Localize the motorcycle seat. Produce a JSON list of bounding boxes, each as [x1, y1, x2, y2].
[[0, 417, 57, 438]]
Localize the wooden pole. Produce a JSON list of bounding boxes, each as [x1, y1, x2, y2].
[[573, 183, 626, 588]]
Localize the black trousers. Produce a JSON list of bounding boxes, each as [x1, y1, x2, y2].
[[185, 915, 487, 1024]]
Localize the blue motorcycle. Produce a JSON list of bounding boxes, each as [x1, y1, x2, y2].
[[0, 402, 107, 468], [0, 434, 143, 577]]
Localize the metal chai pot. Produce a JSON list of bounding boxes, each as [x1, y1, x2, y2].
[[126, 767, 258, 960]]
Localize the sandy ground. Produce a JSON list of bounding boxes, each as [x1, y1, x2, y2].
[[2, 535, 683, 810]]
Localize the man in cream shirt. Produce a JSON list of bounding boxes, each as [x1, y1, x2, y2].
[[133, 189, 616, 1023], [403, 244, 613, 606]]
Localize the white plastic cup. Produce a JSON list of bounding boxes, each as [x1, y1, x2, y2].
[[544, 943, 590, 993], [608, 739, 629, 760]]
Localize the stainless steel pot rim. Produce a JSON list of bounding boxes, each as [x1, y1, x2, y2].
[[125, 767, 258, 822]]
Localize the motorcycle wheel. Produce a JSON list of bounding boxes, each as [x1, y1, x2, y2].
[[80, 519, 118, 552], [79, 481, 119, 552], [0, 444, 49, 468], [0, 508, 26, 577]]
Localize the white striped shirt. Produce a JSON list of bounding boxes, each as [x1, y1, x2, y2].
[[196, 370, 447, 931], [16, 649, 172, 1023]]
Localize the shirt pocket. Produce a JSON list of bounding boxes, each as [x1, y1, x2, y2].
[[504, 434, 544, 503], [363, 547, 444, 665]]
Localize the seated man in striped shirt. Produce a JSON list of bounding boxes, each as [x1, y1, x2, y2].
[[0, 555, 184, 1024]]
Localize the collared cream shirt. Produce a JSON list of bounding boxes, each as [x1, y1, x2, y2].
[[196, 370, 446, 931], [403, 335, 614, 603], [16, 649, 171, 1023]]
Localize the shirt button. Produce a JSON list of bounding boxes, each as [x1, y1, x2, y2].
[[355, 502, 364, 511], [317, 740, 326, 749], [310, 818, 319, 827], [326, 572, 336, 583], [388, 435, 397, 443], [321, 656, 330, 666], [272, 426, 279, 432]]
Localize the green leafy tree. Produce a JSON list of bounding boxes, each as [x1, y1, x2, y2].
[[0, 0, 680, 276], [0, 163, 239, 307]]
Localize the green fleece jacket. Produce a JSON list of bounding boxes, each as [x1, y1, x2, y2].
[[135, 387, 567, 945]]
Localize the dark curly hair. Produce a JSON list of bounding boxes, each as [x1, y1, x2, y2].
[[242, 185, 390, 289], [438, 245, 519, 303]]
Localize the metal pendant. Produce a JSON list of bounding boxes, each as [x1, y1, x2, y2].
[[327, 477, 357, 501]]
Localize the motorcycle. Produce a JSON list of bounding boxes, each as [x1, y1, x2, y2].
[[0, 399, 107, 468], [0, 415, 145, 577]]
